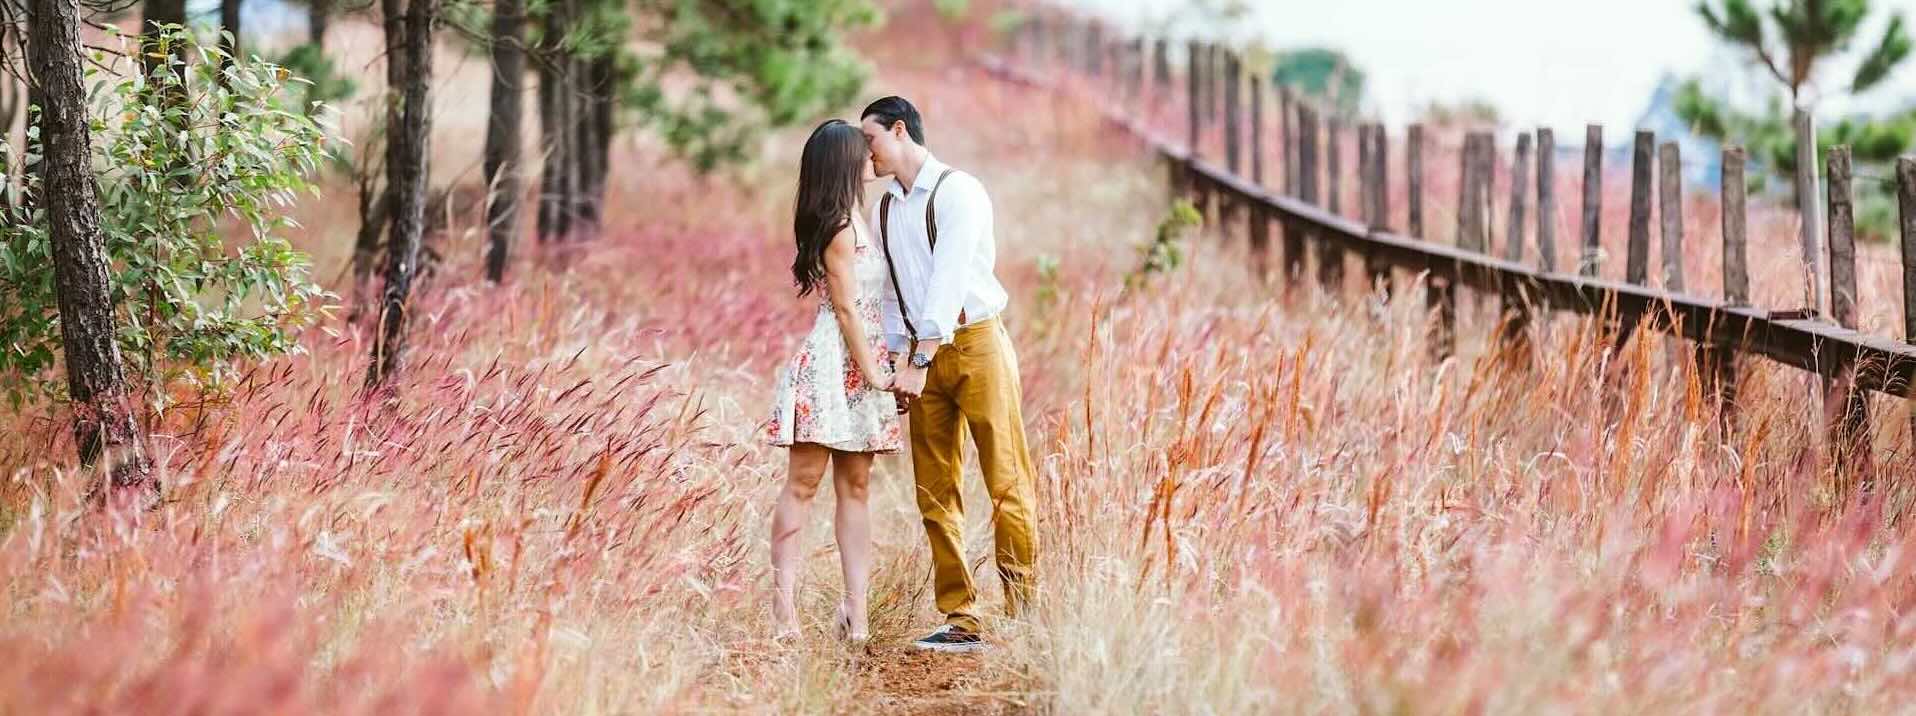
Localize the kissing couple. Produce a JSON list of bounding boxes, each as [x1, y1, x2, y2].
[[763, 96, 1039, 653]]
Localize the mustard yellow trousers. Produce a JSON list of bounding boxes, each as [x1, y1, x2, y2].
[[907, 317, 1039, 633]]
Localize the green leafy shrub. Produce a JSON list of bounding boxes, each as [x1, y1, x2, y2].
[[0, 28, 333, 411], [1125, 199, 1203, 292]]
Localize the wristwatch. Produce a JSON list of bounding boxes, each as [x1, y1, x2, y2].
[[909, 352, 933, 369]]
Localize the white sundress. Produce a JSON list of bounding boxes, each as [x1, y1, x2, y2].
[[765, 220, 904, 453]]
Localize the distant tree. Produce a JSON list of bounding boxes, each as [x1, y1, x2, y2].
[[1690, 0, 1910, 189], [1272, 47, 1365, 115], [484, 0, 525, 280], [1421, 97, 1503, 129], [28, 0, 153, 496], [367, 0, 436, 389], [220, 0, 242, 69], [523, 0, 880, 245]]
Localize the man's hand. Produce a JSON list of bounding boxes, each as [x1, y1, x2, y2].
[[893, 363, 929, 400]]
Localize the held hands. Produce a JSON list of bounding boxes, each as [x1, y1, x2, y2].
[[890, 363, 928, 415]]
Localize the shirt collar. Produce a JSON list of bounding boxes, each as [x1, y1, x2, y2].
[[886, 154, 948, 200]]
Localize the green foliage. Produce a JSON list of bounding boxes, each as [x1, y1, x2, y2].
[[0, 29, 333, 410], [269, 42, 358, 113], [1675, 76, 1915, 173], [624, 0, 878, 172], [1125, 200, 1203, 292], [1695, 0, 1909, 94], [1272, 48, 1366, 115], [1420, 97, 1502, 127], [934, 0, 969, 23]]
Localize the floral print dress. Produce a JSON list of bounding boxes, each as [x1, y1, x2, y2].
[[766, 221, 903, 453]]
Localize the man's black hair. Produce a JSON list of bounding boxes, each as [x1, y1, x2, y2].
[[861, 96, 925, 146]]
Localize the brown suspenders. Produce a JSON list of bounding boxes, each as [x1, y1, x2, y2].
[[878, 168, 957, 346]]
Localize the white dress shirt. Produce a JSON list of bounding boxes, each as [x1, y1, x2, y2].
[[872, 155, 1009, 352]]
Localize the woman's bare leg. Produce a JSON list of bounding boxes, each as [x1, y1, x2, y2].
[[771, 444, 831, 636], [831, 451, 875, 637]]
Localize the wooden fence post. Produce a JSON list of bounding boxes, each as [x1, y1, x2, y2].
[[1366, 124, 1393, 297], [1225, 52, 1242, 176], [1505, 133, 1533, 264], [1290, 105, 1318, 286], [1187, 41, 1202, 156], [1320, 116, 1346, 291], [1499, 132, 1535, 363], [1626, 130, 1653, 287], [1281, 88, 1297, 197], [1457, 133, 1489, 254], [1537, 128, 1557, 273], [1713, 146, 1749, 429], [1897, 156, 1916, 446], [1327, 119, 1343, 217], [1825, 145, 1870, 478], [1658, 142, 1685, 293], [1358, 124, 1372, 224], [1251, 78, 1265, 186], [1408, 124, 1424, 238], [1248, 78, 1269, 277], [1153, 38, 1171, 98], [1581, 124, 1603, 277]]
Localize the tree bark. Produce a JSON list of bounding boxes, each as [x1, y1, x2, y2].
[[367, 0, 435, 389], [309, 0, 332, 47], [483, 0, 525, 281], [31, 0, 155, 492]]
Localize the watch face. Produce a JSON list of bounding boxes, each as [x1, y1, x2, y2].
[[911, 353, 932, 368]]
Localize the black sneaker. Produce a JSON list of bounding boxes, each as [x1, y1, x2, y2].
[[911, 625, 986, 654]]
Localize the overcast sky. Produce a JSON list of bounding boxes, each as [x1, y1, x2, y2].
[[1064, 0, 1916, 134]]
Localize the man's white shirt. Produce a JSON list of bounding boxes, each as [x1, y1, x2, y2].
[[872, 155, 1008, 353]]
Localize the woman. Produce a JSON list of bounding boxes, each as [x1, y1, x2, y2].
[[765, 119, 902, 645]]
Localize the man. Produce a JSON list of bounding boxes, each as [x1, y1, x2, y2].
[[859, 96, 1040, 654]]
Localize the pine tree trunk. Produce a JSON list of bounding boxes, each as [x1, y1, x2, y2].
[[590, 54, 614, 227], [30, 0, 155, 493], [367, 0, 435, 389], [535, 5, 563, 243], [555, 51, 577, 241], [572, 52, 600, 240], [309, 0, 331, 47], [535, 59, 557, 243], [350, 188, 391, 323], [483, 0, 525, 281]]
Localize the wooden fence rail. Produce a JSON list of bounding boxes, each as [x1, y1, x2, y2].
[[979, 21, 1916, 456]]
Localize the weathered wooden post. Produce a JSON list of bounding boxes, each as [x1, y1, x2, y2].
[[1408, 124, 1424, 238], [1626, 131, 1654, 287], [1153, 38, 1171, 99], [1224, 54, 1242, 168], [1505, 133, 1533, 263], [1249, 78, 1270, 276], [1500, 133, 1535, 362], [1319, 115, 1346, 292], [1537, 128, 1558, 273], [1221, 51, 1243, 241], [1825, 146, 1870, 476], [1581, 125, 1604, 277], [1456, 133, 1489, 255], [1281, 87, 1297, 197], [1658, 142, 1685, 292], [1291, 105, 1319, 286], [1365, 124, 1393, 297], [1251, 76, 1265, 185], [1898, 156, 1916, 446], [1713, 147, 1749, 428], [1327, 119, 1343, 217], [1187, 41, 1202, 154]]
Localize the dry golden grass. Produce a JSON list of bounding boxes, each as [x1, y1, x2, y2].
[[6, 7, 1916, 714]]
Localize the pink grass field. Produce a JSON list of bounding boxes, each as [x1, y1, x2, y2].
[[7, 7, 1916, 713]]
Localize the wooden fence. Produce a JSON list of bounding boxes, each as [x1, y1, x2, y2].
[[991, 12, 1916, 463]]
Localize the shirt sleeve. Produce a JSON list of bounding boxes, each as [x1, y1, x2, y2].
[[872, 198, 909, 352], [914, 174, 991, 342]]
